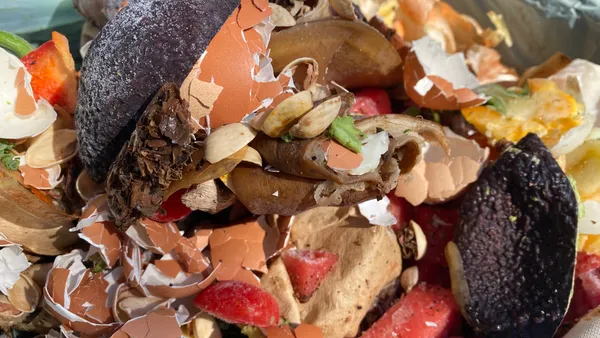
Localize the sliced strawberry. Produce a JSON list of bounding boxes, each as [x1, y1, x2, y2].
[[413, 205, 459, 288], [350, 88, 393, 116], [387, 193, 414, 232], [361, 283, 461, 338], [281, 249, 338, 303], [21, 32, 77, 114], [194, 280, 280, 327], [565, 252, 600, 322], [150, 189, 192, 223]]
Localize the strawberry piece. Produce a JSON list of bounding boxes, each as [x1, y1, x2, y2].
[[565, 252, 600, 322], [21, 32, 77, 114], [350, 88, 392, 116], [150, 189, 192, 223], [194, 280, 280, 327], [386, 193, 414, 232], [281, 249, 338, 302], [361, 283, 462, 338], [413, 205, 459, 288]]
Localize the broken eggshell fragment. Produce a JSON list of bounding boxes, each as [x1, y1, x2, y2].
[[43, 250, 120, 336], [0, 244, 30, 295], [110, 308, 182, 338], [16, 156, 62, 191], [0, 48, 57, 140], [404, 36, 485, 110], [395, 127, 489, 205]]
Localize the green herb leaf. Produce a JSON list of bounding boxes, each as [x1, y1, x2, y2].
[[403, 106, 421, 117], [87, 253, 108, 273], [0, 140, 19, 171], [328, 116, 364, 153], [475, 84, 530, 115], [281, 133, 293, 143]]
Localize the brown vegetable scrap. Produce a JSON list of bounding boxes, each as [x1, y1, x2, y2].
[[106, 83, 200, 230]]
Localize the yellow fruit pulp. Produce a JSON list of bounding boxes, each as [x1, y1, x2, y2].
[[462, 78, 583, 148]]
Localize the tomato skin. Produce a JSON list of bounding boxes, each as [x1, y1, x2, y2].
[[150, 189, 192, 223], [350, 89, 393, 116]]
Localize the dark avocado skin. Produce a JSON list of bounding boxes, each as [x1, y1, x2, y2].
[[75, 0, 240, 182], [455, 133, 578, 338]]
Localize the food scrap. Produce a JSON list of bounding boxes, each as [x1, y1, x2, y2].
[[3, 0, 600, 337]]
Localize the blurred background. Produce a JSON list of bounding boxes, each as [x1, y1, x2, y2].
[[2, 0, 599, 70]]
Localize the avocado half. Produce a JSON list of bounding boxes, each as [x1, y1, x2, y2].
[[75, 0, 240, 182], [448, 133, 578, 337]]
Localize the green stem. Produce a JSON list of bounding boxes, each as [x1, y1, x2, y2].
[[0, 30, 34, 58]]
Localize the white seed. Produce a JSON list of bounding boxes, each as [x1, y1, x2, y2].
[[262, 91, 314, 137], [410, 220, 427, 261], [400, 266, 419, 293], [289, 95, 343, 139], [204, 123, 257, 164]]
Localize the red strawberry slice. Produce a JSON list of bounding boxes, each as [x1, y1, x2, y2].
[[565, 252, 600, 322], [413, 205, 459, 288], [350, 88, 393, 116], [194, 280, 280, 327], [281, 249, 338, 303], [21, 32, 78, 114], [150, 189, 192, 223], [361, 283, 462, 338]]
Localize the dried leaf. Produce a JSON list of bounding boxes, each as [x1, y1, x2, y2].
[[0, 165, 78, 255]]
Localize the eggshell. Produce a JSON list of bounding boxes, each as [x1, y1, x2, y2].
[[263, 326, 295, 338], [141, 262, 221, 299], [24, 129, 79, 169], [465, 44, 518, 85], [110, 308, 182, 338], [0, 48, 57, 139], [209, 219, 270, 287], [126, 219, 182, 255], [174, 237, 211, 274], [357, 196, 398, 226], [325, 141, 364, 171], [549, 59, 600, 157], [17, 156, 62, 190], [0, 246, 30, 295], [404, 36, 485, 110], [76, 170, 106, 201], [78, 221, 122, 268], [395, 127, 489, 205], [121, 238, 143, 289], [294, 324, 324, 338], [44, 250, 120, 335]]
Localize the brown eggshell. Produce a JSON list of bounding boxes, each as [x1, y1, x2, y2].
[[404, 47, 485, 110], [14, 68, 37, 117], [143, 264, 221, 299], [68, 271, 113, 324], [263, 326, 295, 338], [79, 221, 122, 268], [122, 238, 143, 288], [294, 324, 324, 338], [395, 127, 489, 205], [325, 141, 363, 171], [174, 237, 210, 274], [209, 219, 268, 286], [155, 260, 184, 279], [135, 219, 182, 255], [110, 308, 182, 338], [18, 161, 62, 190]]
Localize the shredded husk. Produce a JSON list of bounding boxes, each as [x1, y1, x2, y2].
[[106, 83, 201, 230]]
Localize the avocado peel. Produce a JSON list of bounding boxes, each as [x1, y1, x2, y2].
[[452, 133, 578, 337]]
